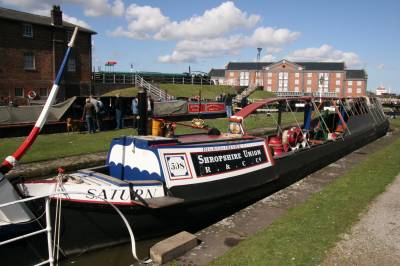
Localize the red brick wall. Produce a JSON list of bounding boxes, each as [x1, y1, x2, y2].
[[0, 18, 93, 105]]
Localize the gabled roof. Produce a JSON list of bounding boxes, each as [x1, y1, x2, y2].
[[208, 68, 225, 77], [225, 60, 346, 71], [346, 69, 367, 79], [0, 7, 96, 34], [226, 62, 273, 70]]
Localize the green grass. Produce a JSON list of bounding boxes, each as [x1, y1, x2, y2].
[[210, 136, 400, 266], [248, 90, 275, 100], [0, 129, 135, 164], [159, 84, 236, 99], [390, 117, 400, 128], [101, 87, 140, 97]]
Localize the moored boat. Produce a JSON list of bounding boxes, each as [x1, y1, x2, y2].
[[3, 94, 388, 261]]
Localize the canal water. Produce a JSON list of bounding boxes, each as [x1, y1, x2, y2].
[[60, 237, 166, 266]]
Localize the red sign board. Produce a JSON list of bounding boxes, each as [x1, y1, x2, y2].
[[188, 102, 225, 114]]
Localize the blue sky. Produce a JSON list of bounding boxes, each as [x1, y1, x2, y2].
[[1, 0, 399, 93]]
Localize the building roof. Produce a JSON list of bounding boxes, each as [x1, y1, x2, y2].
[[297, 62, 345, 71], [346, 69, 367, 79], [0, 7, 96, 34], [208, 68, 225, 77], [225, 61, 346, 71], [226, 62, 272, 70]]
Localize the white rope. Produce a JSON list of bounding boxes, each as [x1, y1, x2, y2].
[[48, 191, 152, 264]]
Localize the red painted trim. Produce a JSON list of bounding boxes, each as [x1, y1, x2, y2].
[[23, 179, 57, 184], [13, 126, 40, 161], [264, 139, 275, 165]]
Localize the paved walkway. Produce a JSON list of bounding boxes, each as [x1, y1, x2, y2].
[[323, 174, 400, 266]]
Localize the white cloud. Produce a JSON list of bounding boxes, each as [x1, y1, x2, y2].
[[63, 13, 91, 29], [261, 54, 277, 61], [158, 26, 300, 63], [0, 0, 124, 17], [286, 44, 362, 67], [250, 27, 300, 47], [154, 1, 260, 40], [108, 4, 170, 39], [109, 1, 260, 40], [266, 47, 283, 54], [158, 36, 247, 63], [377, 63, 385, 70]]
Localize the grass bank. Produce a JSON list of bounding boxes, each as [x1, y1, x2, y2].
[[0, 129, 135, 164], [159, 84, 236, 99], [210, 135, 400, 266]]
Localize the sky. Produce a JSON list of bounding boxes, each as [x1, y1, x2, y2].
[[1, 0, 399, 93]]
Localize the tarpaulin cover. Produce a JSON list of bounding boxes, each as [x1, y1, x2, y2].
[[0, 97, 76, 124], [154, 100, 188, 116]]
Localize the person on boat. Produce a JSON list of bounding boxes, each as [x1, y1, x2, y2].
[[147, 95, 154, 117], [224, 93, 233, 117], [131, 97, 138, 128], [115, 94, 125, 129], [82, 98, 96, 134], [241, 96, 248, 108]]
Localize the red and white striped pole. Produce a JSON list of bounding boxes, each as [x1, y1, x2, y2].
[[0, 27, 79, 175]]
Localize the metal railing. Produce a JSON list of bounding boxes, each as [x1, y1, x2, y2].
[[0, 197, 54, 266], [134, 75, 171, 100]]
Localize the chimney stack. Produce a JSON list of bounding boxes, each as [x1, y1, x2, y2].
[[51, 5, 63, 26]]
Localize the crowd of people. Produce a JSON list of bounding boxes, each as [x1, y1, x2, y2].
[[80, 94, 156, 133]]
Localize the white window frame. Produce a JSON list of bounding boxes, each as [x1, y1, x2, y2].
[[307, 79, 312, 85], [278, 72, 289, 92], [348, 80, 353, 86], [294, 79, 299, 85], [357, 81, 362, 86], [15, 87, 24, 97], [239, 71, 249, 86], [294, 86, 299, 92], [267, 79, 272, 85], [307, 87, 312, 93], [22, 24, 33, 38], [336, 72, 341, 78], [267, 72, 272, 77], [39, 88, 48, 97], [266, 86, 272, 92], [335, 80, 340, 86], [357, 88, 361, 94], [335, 87, 340, 93], [307, 73, 313, 78], [295, 72, 300, 78], [348, 87, 352, 93], [67, 58, 76, 72], [319, 73, 329, 93], [229, 72, 234, 78], [24, 52, 35, 70]]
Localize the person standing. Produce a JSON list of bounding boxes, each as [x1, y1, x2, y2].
[[115, 94, 125, 129], [89, 96, 99, 131], [96, 97, 104, 131], [82, 98, 96, 134], [224, 93, 233, 117], [131, 97, 138, 128]]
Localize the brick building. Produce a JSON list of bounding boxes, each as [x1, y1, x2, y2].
[[215, 59, 367, 97], [0, 6, 96, 105]]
